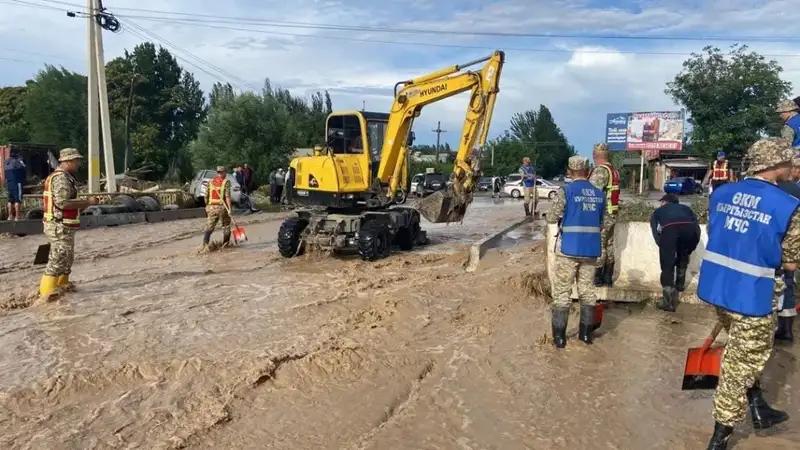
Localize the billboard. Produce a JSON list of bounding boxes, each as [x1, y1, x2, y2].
[[605, 111, 684, 152]]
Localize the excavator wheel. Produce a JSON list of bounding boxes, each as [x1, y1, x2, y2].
[[395, 214, 420, 251], [358, 221, 390, 261], [278, 217, 308, 258]]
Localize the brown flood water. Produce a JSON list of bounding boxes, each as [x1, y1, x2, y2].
[[0, 200, 798, 449]]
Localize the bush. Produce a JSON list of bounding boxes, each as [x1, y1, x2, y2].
[[616, 198, 708, 224]]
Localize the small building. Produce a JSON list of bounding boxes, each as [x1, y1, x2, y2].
[[620, 153, 714, 192], [0, 143, 58, 186]]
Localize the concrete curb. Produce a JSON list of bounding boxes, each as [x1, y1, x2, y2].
[[0, 208, 209, 235], [465, 217, 541, 272]]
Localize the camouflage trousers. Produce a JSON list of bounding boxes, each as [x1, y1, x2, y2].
[[44, 221, 76, 276], [712, 308, 775, 426], [596, 212, 616, 267], [552, 255, 597, 308], [205, 205, 231, 234], [523, 186, 537, 214]]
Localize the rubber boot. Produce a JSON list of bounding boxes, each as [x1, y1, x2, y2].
[[38, 275, 59, 301], [603, 262, 614, 287], [551, 307, 569, 349], [658, 287, 678, 312], [706, 422, 733, 450], [222, 230, 232, 247], [775, 316, 794, 342], [203, 230, 212, 246], [57, 274, 76, 292], [524, 203, 531, 217], [675, 266, 688, 292], [578, 304, 595, 344], [748, 383, 789, 430], [593, 266, 605, 287]]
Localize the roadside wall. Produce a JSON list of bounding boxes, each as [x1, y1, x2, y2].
[[545, 222, 708, 304]]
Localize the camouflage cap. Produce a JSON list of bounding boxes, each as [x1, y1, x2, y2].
[[793, 151, 800, 167], [58, 148, 83, 162], [567, 155, 589, 171], [216, 165, 227, 172], [745, 138, 794, 175], [776, 100, 799, 113], [593, 143, 609, 153]]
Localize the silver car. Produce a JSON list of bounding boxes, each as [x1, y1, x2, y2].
[[502, 176, 560, 200], [189, 170, 242, 206]]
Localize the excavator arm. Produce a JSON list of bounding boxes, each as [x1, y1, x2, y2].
[[377, 50, 505, 223]]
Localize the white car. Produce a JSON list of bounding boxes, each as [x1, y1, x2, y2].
[[503, 175, 560, 200], [189, 169, 242, 206]]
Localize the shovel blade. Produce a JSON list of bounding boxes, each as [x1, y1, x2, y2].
[[34, 243, 51, 265], [681, 345, 724, 390], [417, 188, 471, 223], [232, 226, 247, 242]]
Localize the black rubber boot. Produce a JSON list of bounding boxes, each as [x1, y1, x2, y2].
[[578, 304, 595, 344], [706, 422, 733, 450], [675, 266, 688, 292], [202, 230, 212, 246], [748, 383, 789, 430], [775, 316, 794, 342], [603, 262, 614, 287], [524, 203, 531, 217], [222, 230, 231, 246], [658, 287, 678, 312], [551, 307, 569, 349], [593, 267, 605, 287]]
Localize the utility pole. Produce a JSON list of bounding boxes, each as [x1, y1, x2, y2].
[[86, 0, 116, 192], [432, 121, 447, 163], [86, 0, 99, 192], [361, 100, 365, 112]]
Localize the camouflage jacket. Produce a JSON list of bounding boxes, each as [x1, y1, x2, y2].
[[50, 170, 78, 212]]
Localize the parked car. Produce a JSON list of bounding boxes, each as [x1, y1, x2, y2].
[[189, 169, 243, 206], [413, 172, 448, 197], [477, 177, 493, 191], [410, 173, 424, 194], [663, 177, 703, 195], [503, 176, 560, 200]]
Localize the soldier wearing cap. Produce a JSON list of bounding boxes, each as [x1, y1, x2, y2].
[[698, 138, 800, 449], [547, 155, 605, 348], [777, 99, 800, 149], [588, 143, 620, 287], [202, 165, 233, 249], [38, 148, 98, 300], [704, 150, 736, 194], [774, 151, 800, 341]]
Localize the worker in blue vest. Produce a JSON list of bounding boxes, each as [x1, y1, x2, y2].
[[547, 155, 605, 348], [777, 99, 800, 148], [519, 157, 537, 217], [698, 137, 800, 449]]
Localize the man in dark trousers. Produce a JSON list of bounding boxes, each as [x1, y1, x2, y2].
[[650, 193, 700, 312], [775, 153, 800, 341]]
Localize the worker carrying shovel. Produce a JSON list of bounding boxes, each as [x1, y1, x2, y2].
[[696, 138, 799, 449], [202, 166, 233, 250]]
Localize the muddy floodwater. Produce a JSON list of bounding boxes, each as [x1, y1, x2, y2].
[[1, 198, 798, 449]]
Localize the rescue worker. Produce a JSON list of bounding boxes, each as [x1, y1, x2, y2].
[[649, 193, 700, 312], [705, 151, 735, 194], [697, 138, 799, 449], [519, 157, 536, 217], [589, 143, 620, 287], [39, 148, 97, 300], [775, 152, 800, 342], [547, 156, 605, 348], [202, 166, 232, 249], [4, 146, 26, 220], [777, 99, 800, 148]]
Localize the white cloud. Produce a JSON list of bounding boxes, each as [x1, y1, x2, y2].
[[567, 47, 630, 68]]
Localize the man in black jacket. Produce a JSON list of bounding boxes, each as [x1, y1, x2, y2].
[[775, 153, 800, 341], [650, 193, 701, 311]]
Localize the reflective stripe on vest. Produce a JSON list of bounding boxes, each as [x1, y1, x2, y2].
[[711, 161, 729, 181], [787, 114, 800, 148], [43, 170, 80, 227], [560, 179, 605, 258], [590, 163, 619, 214], [207, 176, 229, 205], [697, 179, 799, 316]]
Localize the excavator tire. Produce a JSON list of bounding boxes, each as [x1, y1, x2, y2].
[[395, 213, 420, 251], [278, 217, 308, 258], [358, 220, 390, 261]]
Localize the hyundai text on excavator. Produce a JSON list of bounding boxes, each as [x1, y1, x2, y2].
[[278, 50, 505, 261]]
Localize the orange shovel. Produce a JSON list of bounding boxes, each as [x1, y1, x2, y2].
[[593, 302, 605, 331], [682, 322, 724, 390], [224, 202, 247, 244]]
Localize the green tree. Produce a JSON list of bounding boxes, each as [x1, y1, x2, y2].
[[666, 45, 791, 159], [23, 66, 87, 152], [0, 86, 30, 142]]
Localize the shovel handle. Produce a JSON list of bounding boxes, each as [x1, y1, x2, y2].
[[701, 322, 724, 350]]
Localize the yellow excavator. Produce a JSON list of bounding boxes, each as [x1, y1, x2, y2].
[[278, 50, 505, 261]]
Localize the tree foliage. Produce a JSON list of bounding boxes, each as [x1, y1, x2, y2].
[[22, 66, 88, 151], [666, 45, 792, 159], [482, 105, 574, 177], [0, 86, 30, 142]]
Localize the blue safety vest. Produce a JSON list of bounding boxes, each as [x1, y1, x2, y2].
[[560, 180, 605, 258], [787, 115, 800, 148], [698, 179, 799, 316], [520, 165, 535, 187]]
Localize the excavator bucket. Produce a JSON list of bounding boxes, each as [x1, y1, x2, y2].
[[417, 187, 471, 223]]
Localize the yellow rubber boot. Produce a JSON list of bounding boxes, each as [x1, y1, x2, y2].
[[39, 275, 59, 300], [57, 274, 75, 292]]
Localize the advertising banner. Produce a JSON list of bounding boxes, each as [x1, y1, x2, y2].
[[605, 111, 684, 152]]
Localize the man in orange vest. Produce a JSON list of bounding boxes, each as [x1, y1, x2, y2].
[[202, 165, 233, 250], [705, 151, 735, 194], [589, 143, 620, 287], [39, 148, 97, 300]]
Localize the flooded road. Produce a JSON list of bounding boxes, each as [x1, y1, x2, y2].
[[1, 198, 798, 449]]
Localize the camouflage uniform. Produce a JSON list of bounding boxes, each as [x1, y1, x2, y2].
[[711, 138, 800, 428], [205, 174, 232, 235], [548, 169, 598, 308], [589, 163, 617, 267], [44, 171, 78, 276], [777, 100, 798, 145]]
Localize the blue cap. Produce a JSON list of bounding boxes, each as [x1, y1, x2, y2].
[[717, 151, 726, 158]]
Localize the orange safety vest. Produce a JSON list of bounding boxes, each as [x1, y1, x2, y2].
[[712, 160, 730, 181], [43, 169, 80, 228], [207, 176, 229, 206], [591, 163, 620, 214]]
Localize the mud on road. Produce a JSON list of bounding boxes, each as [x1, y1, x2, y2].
[[1, 201, 799, 449]]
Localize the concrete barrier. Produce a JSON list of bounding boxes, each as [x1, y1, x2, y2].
[[546, 222, 709, 304], [465, 217, 540, 272]]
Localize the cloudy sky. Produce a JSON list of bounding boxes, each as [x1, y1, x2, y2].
[[2, 0, 800, 158]]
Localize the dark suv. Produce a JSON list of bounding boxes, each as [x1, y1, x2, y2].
[[414, 173, 448, 197]]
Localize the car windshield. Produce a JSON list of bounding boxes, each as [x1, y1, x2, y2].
[[506, 175, 522, 183], [479, 177, 492, 183], [425, 174, 446, 183]]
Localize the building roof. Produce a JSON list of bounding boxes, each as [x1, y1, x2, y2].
[[663, 159, 709, 169]]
